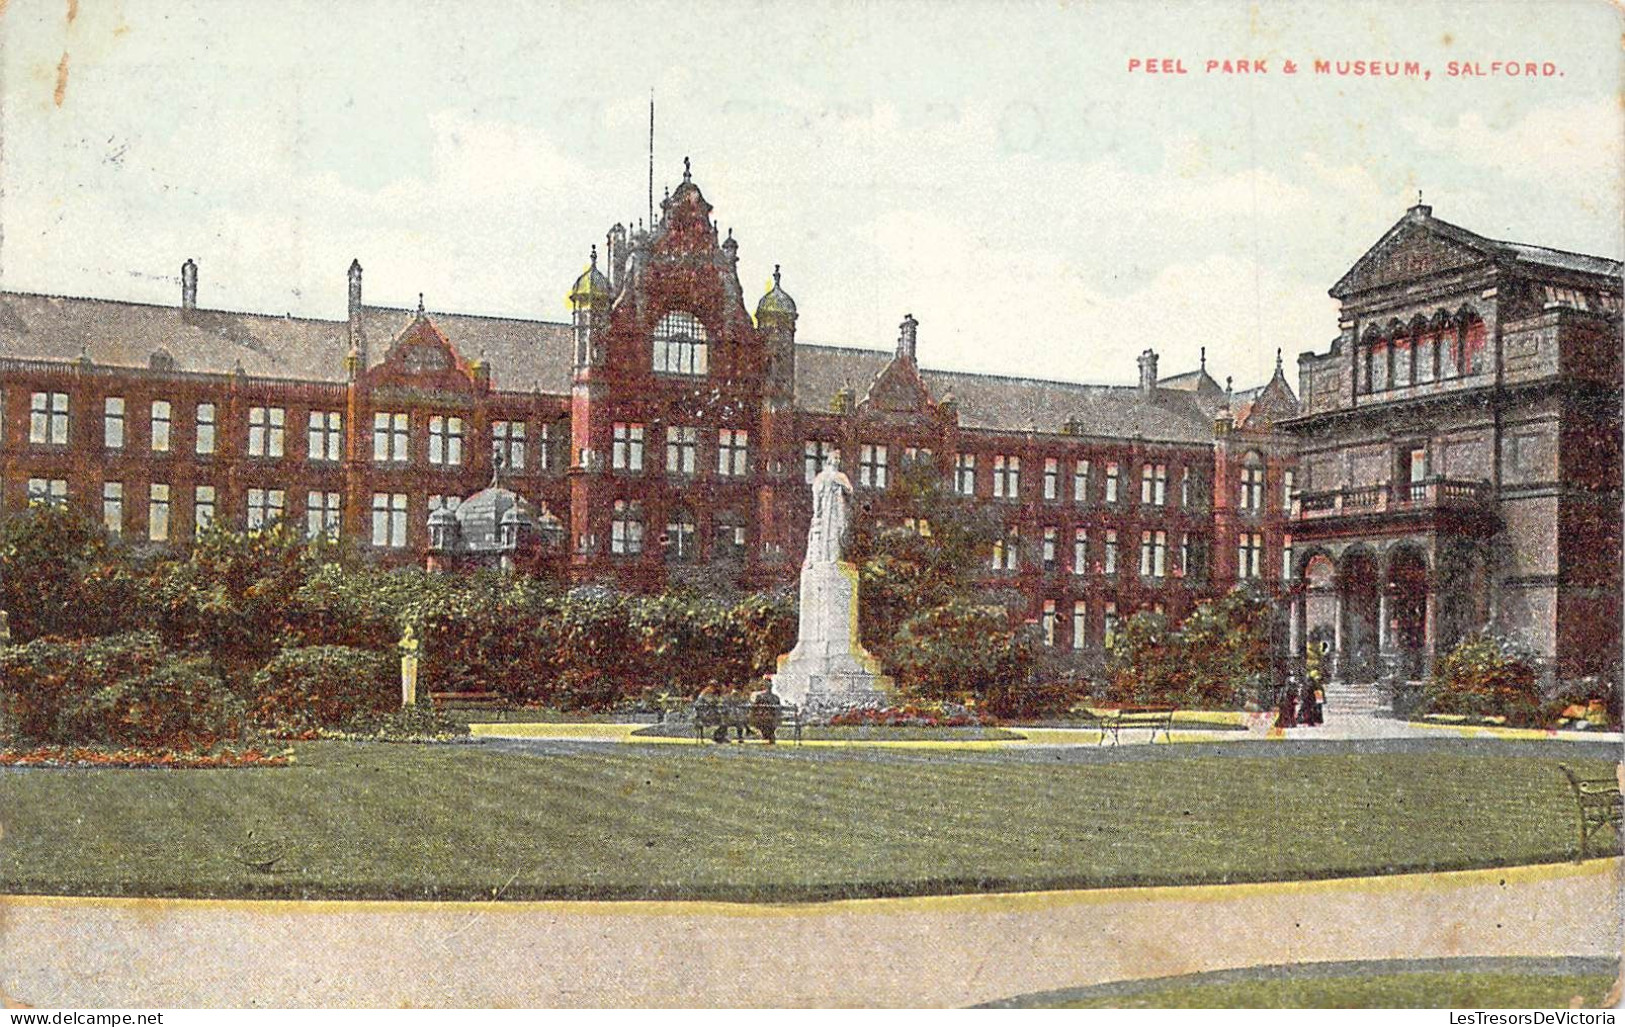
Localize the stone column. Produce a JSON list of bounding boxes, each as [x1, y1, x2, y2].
[[1423, 586, 1437, 679]]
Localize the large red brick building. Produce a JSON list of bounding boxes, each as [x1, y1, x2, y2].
[[0, 164, 1297, 659]]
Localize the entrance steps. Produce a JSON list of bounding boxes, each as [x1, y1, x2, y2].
[[1322, 679, 1388, 718]]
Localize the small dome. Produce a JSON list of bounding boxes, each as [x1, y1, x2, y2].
[[756, 264, 797, 319], [428, 507, 458, 526], [569, 246, 613, 304], [500, 504, 534, 527]]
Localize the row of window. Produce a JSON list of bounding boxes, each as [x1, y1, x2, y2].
[[985, 525, 1292, 581], [1039, 599, 1128, 650], [610, 423, 752, 477], [25, 393, 545, 470], [606, 499, 750, 560]]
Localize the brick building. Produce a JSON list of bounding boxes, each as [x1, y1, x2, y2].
[[1286, 202, 1622, 686], [0, 164, 1296, 661]]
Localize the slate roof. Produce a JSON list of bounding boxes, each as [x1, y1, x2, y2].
[[0, 289, 1234, 441]]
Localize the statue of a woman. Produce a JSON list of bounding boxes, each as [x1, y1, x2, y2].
[[805, 452, 853, 566]]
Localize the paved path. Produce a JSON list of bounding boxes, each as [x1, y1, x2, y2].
[[1, 859, 1617, 1007]]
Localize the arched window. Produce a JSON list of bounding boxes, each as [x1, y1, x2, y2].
[[652, 310, 708, 375]]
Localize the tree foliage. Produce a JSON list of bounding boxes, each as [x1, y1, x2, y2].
[[1106, 587, 1274, 709]]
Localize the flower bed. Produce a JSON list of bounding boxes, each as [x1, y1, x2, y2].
[[828, 703, 998, 728], [0, 745, 291, 769]]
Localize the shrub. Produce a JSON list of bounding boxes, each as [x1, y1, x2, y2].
[[1105, 588, 1273, 709], [1423, 631, 1544, 727], [888, 599, 1038, 706], [0, 632, 241, 749], [828, 702, 998, 728], [0, 504, 147, 641], [250, 645, 393, 733], [344, 702, 471, 742]]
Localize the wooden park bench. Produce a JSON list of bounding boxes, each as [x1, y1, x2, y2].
[[1557, 763, 1622, 862], [1077, 704, 1178, 746], [692, 697, 802, 745]]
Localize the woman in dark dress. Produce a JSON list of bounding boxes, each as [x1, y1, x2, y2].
[[1298, 682, 1324, 727], [1276, 677, 1298, 729]]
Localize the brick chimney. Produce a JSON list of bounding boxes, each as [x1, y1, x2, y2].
[[897, 313, 919, 362], [1137, 348, 1159, 395], [180, 259, 198, 311]]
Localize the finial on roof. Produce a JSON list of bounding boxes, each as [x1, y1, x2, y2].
[[1417, 188, 1423, 206], [417, 293, 425, 315], [1275, 348, 1283, 374], [1199, 346, 1206, 371], [773, 264, 781, 287], [590, 243, 598, 267], [1225, 375, 1233, 395], [683, 155, 691, 182]]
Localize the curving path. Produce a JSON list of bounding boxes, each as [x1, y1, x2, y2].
[[0, 859, 1617, 1007]]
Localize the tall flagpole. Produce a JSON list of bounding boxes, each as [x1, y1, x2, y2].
[[648, 89, 655, 228]]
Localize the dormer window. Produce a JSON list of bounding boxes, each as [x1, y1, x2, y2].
[[652, 310, 708, 375]]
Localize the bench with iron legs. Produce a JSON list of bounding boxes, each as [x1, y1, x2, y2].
[[1075, 704, 1178, 746], [1558, 763, 1622, 862], [692, 699, 802, 745]]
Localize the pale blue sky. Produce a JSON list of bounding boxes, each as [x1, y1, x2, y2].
[[1, 0, 1619, 388]]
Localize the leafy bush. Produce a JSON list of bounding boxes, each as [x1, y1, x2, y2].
[[0, 632, 242, 749], [1423, 631, 1543, 727], [1544, 675, 1623, 731], [887, 599, 1038, 706], [1105, 588, 1273, 709], [0, 504, 147, 641], [250, 645, 393, 733], [343, 702, 471, 742]]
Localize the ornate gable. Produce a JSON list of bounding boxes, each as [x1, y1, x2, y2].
[[1331, 207, 1499, 299], [364, 305, 478, 394]]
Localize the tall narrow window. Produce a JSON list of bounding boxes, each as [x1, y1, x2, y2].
[[104, 397, 125, 450], [491, 420, 526, 471], [1041, 600, 1057, 647], [102, 482, 124, 536], [195, 403, 217, 455], [1042, 526, 1058, 570], [1073, 528, 1088, 574], [1240, 456, 1264, 511], [1139, 530, 1167, 578], [535, 422, 552, 471], [1104, 602, 1119, 649], [1181, 466, 1192, 507], [611, 499, 644, 555], [148, 484, 171, 542], [612, 422, 645, 471], [248, 406, 285, 458], [1104, 529, 1119, 574], [1141, 463, 1167, 506], [1237, 532, 1263, 579], [1073, 459, 1091, 502], [718, 429, 749, 477], [1043, 458, 1060, 500], [804, 440, 834, 483], [954, 454, 976, 495], [246, 488, 285, 529], [194, 485, 216, 536], [373, 412, 409, 463], [668, 426, 699, 475], [371, 492, 408, 548], [991, 528, 1020, 571], [150, 401, 172, 453], [429, 415, 464, 466], [308, 411, 343, 462], [1072, 600, 1088, 650], [1281, 533, 1294, 581], [1282, 470, 1295, 512], [859, 444, 888, 488], [652, 310, 708, 375], [993, 455, 1020, 499], [1105, 462, 1119, 503], [665, 507, 697, 562], [31, 392, 70, 445], [307, 491, 342, 539]]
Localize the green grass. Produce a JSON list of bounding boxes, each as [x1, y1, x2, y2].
[[0, 744, 1614, 902], [629, 722, 1025, 741], [1013, 969, 1617, 1008]]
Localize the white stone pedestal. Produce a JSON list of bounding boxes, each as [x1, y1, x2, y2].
[[772, 561, 894, 710]]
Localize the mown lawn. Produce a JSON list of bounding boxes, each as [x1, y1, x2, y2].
[[0, 743, 1613, 902]]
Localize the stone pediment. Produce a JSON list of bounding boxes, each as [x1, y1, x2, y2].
[[1331, 210, 1499, 299]]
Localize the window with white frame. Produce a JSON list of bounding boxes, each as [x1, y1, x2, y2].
[[1073, 528, 1088, 574], [1140, 529, 1167, 578], [611, 499, 644, 555], [1042, 526, 1058, 570], [859, 444, 888, 488], [428, 494, 461, 514], [991, 528, 1020, 571], [652, 310, 708, 376], [429, 415, 464, 466], [1105, 461, 1120, 502], [1282, 470, 1295, 513], [667, 425, 698, 475], [246, 487, 285, 529], [491, 420, 526, 471], [1104, 529, 1119, 574], [150, 401, 172, 453], [104, 397, 125, 449], [1282, 533, 1294, 581], [1043, 458, 1060, 500], [1072, 600, 1088, 650], [102, 482, 123, 535], [714, 514, 747, 559], [1181, 466, 1192, 507], [148, 484, 171, 542], [993, 455, 1020, 499], [804, 440, 834, 483], [665, 506, 697, 562], [536, 422, 553, 471], [371, 492, 408, 548], [1104, 602, 1119, 648], [31, 392, 69, 445], [27, 478, 67, 506], [1240, 455, 1264, 511], [248, 406, 286, 458], [1238, 531, 1264, 579], [1180, 532, 1191, 576], [1142, 463, 1167, 506], [195, 403, 217, 455], [1041, 600, 1057, 647], [612, 422, 644, 471], [1073, 458, 1091, 502], [954, 453, 976, 495], [308, 411, 343, 462], [194, 485, 216, 536], [718, 429, 749, 477], [307, 491, 342, 539], [373, 412, 409, 463]]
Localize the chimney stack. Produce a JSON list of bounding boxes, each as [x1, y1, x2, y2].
[[345, 259, 367, 380], [606, 223, 628, 289], [180, 259, 198, 311], [897, 313, 919, 362], [1137, 348, 1159, 395]]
